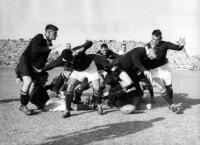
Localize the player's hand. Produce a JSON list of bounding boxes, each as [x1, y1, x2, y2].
[[16, 78, 22, 84], [177, 37, 185, 47], [33, 66, 42, 73], [143, 70, 152, 83], [49, 44, 62, 50]]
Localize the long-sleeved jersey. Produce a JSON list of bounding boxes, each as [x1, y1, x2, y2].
[[41, 53, 111, 72], [41, 41, 104, 72], [22, 34, 52, 69], [144, 41, 183, 69]]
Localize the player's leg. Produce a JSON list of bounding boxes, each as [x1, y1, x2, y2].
[[73, 78, 90, 104], [30, 73, 50, 111], [62, 70, 83, 118], [161, 66, 183, 113], [85, 61, 103, 115], [17, 56, 34, 115], [140, 75, 155, 103], [19, 75, 32, 115], [91, 78, 103, 115]]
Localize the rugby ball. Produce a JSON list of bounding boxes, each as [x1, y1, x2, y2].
[[120, 104, 136, 114], [146, 103, 152, 110]]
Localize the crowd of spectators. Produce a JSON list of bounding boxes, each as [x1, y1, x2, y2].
[[0, 39, 199, 70]]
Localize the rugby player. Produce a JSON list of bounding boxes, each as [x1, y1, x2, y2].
[[15, 24, 59, 115], [96, 43, 119, 62], [58, 41, 106, 118], [144, 29, 185, 113]]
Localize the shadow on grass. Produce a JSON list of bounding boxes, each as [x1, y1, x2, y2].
[[0, 98, 19, 104], [152, 93, 200, 112], [39, 117, 164, 145]]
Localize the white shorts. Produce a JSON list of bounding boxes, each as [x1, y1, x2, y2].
[[70, 61, 100, 82], [149, 63, 172, 86]]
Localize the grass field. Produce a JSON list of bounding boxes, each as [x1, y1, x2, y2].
[[0, 65, 200, 145]]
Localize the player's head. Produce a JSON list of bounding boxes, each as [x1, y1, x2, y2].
[[45, 24, 58, 41], [147, 47, 162, 60], [61, 49, 73, 62], [66, 43, 72, 50], [151, 29, 162, 46], [121, 43, 126, 52], [100, 43, 108, 55]]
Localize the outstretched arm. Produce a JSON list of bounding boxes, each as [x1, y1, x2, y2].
[[72, 41, 93, 55], [33, 56, 65, 73], [167, 37, 185, 51]]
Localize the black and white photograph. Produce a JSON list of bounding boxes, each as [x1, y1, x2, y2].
[[0, 0, 200, 145]]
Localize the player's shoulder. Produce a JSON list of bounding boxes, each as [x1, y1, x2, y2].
[[133, 47, 145, 53], [31, 33, 44, 41], [34, 33, 43, 38], [96, 50, 101, 54]]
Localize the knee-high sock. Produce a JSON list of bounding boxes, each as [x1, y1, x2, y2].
[[148, 87, 154, 99], [93, 91, 102, 105], [166, 85, 173, 100], [64, 92, 73, 111], [20, 90, 30, 105], [161, 89, 173, 105]]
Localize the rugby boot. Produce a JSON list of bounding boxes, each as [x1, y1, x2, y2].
[[169, 103, 183, 114], [19, 105, 32, 115], [97, 104, 103, 115], [62, 111, 71, 118]]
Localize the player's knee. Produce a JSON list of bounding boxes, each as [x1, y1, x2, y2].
[[23, 76, 32, 85], [160, 87, 167, 94], [93, 84, 100, 92], [161, 86, 172, 96], [163, 74, 172, 86], [66, 83, 77, 92], [64, 91, 73, 95]]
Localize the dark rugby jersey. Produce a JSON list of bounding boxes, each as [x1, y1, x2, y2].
[[22, 34, 51, 69], [96, 49, 119, 60], [92, 54, 112, 71], [42, 41, 94, 72], [41, 55, 72, 72], [71, 52, 92, 71], [116, 47, 147, 73], [144, 41, 183, 69], [42, 53, 111, 72]]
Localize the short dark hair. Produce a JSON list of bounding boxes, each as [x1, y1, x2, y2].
[[101, 43, 108, 49], [45, 24, 58, 31], [121, 43, 126, 46], [152, 29, 162, 37]]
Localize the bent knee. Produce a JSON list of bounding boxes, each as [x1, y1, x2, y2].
[[22, 76, 32, 85]]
